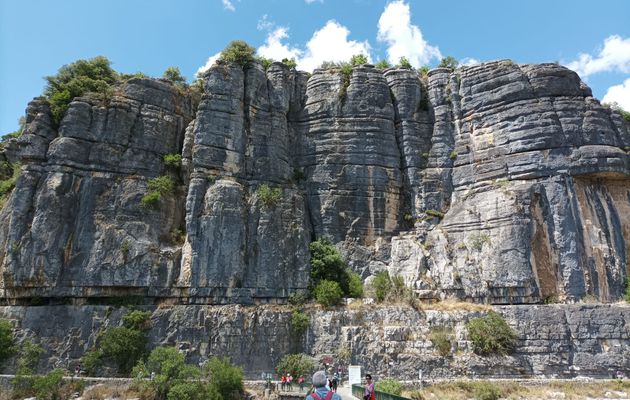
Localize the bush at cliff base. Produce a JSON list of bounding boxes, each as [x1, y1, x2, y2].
[[376, 378, 403, 395], [275, 353, 314, 379], [466, 311, 517, 356]]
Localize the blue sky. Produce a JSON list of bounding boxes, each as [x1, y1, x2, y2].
[[1, 0, 629, 134]]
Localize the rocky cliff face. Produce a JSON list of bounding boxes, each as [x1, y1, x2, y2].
[[1, 303, 629, 379], [0, 60, 628, 305]]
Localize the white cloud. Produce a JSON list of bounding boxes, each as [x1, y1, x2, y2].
[[602, 78, 630, 110], [257, 27, 303, 61], [196, 52, 222, 76], [377, 0, 441, 67], [257, 14, 274, 31], [461, 57, 481, 67], [222, 0, 235, 11], [298, 20, 372, 71], [567, 35, 630, 79]]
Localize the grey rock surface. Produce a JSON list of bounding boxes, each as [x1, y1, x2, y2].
[[0, 60, 628, 305], [1, 304, 628, 379]]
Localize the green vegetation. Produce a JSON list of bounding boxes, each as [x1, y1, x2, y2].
[[371, 271, 413, 303], [275, 353, 314, 378], [141, 191, 161, 210], [257, 184, 282, 208], [425, 209, 444, 219], [219, 40, 257, 67], [121, 240, 131, 261], [418, 65, 430, 77], [164, 153, 183, 169], [132, 346, 201, 400], [142, 175, 176, 210], [438, 56, 459, 69], [372, 271, 391, 302], [291, 310, 310, 334], [44, 56, 118, 125], [449, 151, 458, 160], [350, 54, 368, 66], [10, 340, 69, 400], [466, 311, 517, 356], [82, 309, 152, 374], [376, 378, 403, 395], [1, 117, 26, 143], [605, 102, 630, 122], [119, 71, 148, 81], [428, 327, 453, 356], [314, 279, 344, 307], [203, 356, 244, 400], [0, 320, 15, 366], [148, 175, 176, 194], [347, 270, 364, 298], [292, 167, 305, 183], [375, 60, 391, 70], [257, 56, 274, 70], [309, 237, 350, 294], [163, 67, 186, 83], [0, 162, 21, 208], [282, 58, 298, 69], [288, 291, 307, 306], [469, 232, 491, 251], [624, 277, 630, 302], [397, 57, 412, 69], [339, 62, 353, 100]]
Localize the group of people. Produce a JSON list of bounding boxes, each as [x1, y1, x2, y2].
[[280, 373, 306, 391], [304, 371, 375, 400]]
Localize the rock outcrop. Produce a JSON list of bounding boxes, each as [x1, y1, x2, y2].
[[0, 60, 628, 305], [1, 304, 629, 379]]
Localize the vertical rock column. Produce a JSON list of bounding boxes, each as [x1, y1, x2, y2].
[[295, 65, 402, 272], [182, 62, 310, 302]]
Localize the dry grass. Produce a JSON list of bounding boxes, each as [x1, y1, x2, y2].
[[81, 382, 143, 400], [407, 380, 630, 400], [413, 298, 492, 312]]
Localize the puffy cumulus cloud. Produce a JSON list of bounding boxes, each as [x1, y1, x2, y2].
[[602, 78, 630, 110], [196, 52, 221, 76], [567, 35, 630, 79], [298, 20, 371, 71], [257, 27, 303, 62], [222, 0, 236, 11], [377, 0, 441, 67], [460, 57, 481, 67]]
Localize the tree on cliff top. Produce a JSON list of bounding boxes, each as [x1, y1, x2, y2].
[[219, 40, 256, 67], [44, 56, 118, 126]]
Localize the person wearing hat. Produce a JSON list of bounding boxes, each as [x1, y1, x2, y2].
[[306, 370, 342, 400]]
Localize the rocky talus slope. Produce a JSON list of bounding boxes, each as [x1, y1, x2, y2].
[[0, 60, 628, 378]]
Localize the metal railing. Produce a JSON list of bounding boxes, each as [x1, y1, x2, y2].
[[351, 384, 411, 400]]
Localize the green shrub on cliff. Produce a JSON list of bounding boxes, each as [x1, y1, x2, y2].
[[82, 309, 151, 375], [625, 277, 630, 302], [257, 184, 282, 208], [438, 56, 459, 69], [375, 60, 391, 70], [291, 310, 310, 334], [275, 353, 314, 378], [44, 56, 118, 125], [0, 320, 15, 365], [219, 40, 256, 67], [350, 54, 368, 66], [466, 311, 517, 356], [309, 237, 349, 292], [372, 271, 392, 302], [163, 66, 186, 83], [314, 279, 343, 307]]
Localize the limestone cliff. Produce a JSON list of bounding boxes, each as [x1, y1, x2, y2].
[[0, 60, 628, 305]]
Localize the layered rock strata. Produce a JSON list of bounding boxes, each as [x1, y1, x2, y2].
[[1, 304, 628, 379], [0, 60, 628, 304]]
